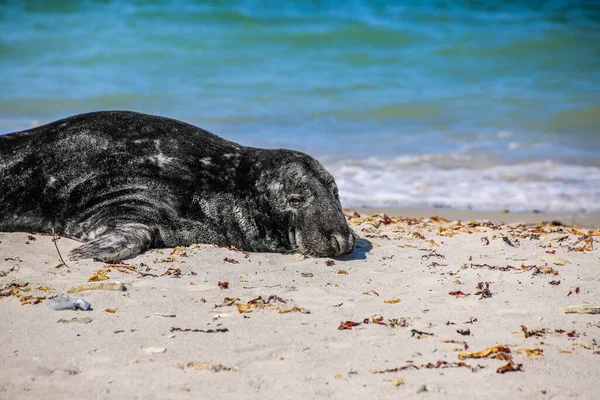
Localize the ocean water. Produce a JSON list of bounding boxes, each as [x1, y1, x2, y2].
[[1, 1, 599, 213]]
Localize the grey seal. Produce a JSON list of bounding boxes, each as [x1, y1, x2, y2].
[[0, 111, 355, 261]]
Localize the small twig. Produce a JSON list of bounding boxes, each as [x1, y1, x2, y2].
[[52, 227, 70, 269]]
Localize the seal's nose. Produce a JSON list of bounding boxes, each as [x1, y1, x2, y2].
[[331, 231, 355, 256]]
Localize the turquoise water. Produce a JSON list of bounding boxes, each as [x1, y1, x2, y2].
[[1, 1, 599, 212]]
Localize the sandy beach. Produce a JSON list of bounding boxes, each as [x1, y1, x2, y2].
[[1, 209, 599, 399]]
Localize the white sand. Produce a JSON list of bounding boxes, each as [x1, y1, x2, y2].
[[1, 211, 599, 399]]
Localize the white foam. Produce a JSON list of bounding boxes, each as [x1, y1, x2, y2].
[[325, 155, 600, 213]]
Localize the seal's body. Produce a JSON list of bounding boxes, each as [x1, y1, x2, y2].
[[0, 111, 355, 260]]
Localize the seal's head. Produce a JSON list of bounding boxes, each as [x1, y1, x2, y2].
[[253, 150, 355, 257]]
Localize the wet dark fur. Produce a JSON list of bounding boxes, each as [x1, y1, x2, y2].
[[0, 111, 355, 260]]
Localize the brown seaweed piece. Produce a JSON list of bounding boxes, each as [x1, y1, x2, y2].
[[458, 345, 510, 360]]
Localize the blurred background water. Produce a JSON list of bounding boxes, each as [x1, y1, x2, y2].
[[1, 0, 599, 213]]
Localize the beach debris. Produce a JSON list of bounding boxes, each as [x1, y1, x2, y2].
[[277, 305, 309, 313], [47, 297, 91, 311], [143, 347, 167, 354], [384, 298, 400, 304], [516, 348, 544, 358], [457, 329, 471, 336], [549, 280, 561, 286], [338, 321, 361, 330], [428, 261, 447, 268], [412, 231, 426, 240], [170, 327, 229, 333], [392, 377, 405, 386], [567, 287, 581, 296], [161, 267, 181, 277], [448, 290, 470, 298], [0, 281, 25, 297], [464, 317, 478, 324], [501, 236, 515, 247], [235, 296, 309, 314], [563, 305, 600, 314], [363, 289, 380, 296], [214, 297, 239, 308], [421, 250, 445, 260], [496, 362, 522, 374], [170, 246, 189, 257], [568, 235, 595, 252], [481, 237, 490, 245], [175, 361, 237, 372], [521, 325, 548, 338], [389, 318, 409, 328], [266, 295, 286, 303], [51, 228, 69, 269], [36, 285, 54, 293], [326, 259, 335, 266], [468, 263, 516, 271], [1, 282, 50, 305], [373, 360, 476, 374], [104, 308, 118, 313], [57, 317, 93, 324], [153, 313, 176, 318], [442, 339, 469, 351], [340, 316, 409, 329], [378, 214, 394, 225], [88, 268, 110, 281], [218, 281, 229, 289], [337, 269, 347, 274], [411, 329, 434, 339], [474, 282, 492, 299], [223, 257, 239, 264], [301, 272, 313, 278], [458, 345, 510, 360]]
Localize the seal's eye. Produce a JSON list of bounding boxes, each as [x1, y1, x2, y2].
[[288, 196, 304, 208], [333, 189, 339, 201]]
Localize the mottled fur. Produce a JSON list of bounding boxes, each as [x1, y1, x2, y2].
[[0, 111, 355, 260]]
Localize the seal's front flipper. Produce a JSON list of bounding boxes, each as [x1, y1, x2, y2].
[[68, 224, 155, 261]]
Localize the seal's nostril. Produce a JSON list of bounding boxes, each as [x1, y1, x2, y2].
[[330, 233, 354, 256]]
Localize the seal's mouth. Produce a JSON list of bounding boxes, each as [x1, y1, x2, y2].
[[288, 227, 298, 250]]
